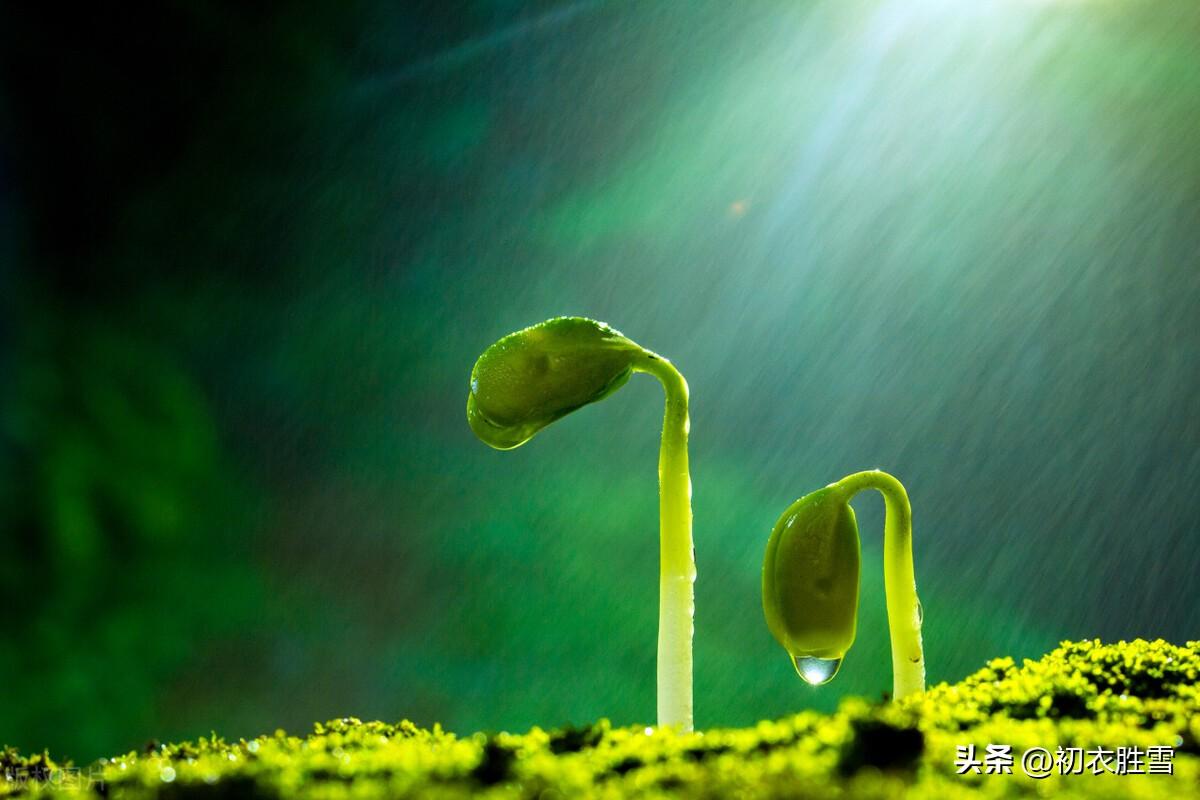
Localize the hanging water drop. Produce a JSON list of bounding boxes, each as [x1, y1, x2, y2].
[[915, 600, 923, 626], [792, 654, 843, 685]]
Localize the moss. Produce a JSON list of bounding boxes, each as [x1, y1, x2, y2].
[[5, 639, 1197, 799]]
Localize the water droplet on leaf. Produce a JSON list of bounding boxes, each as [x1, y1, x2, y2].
[[792, 655, 842, 685]]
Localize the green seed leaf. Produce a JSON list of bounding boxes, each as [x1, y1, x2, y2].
[[467, 317, 640, 449], [762, 487, 860, 662]]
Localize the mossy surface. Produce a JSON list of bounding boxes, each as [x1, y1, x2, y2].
[[5, 640, 1197, 799]]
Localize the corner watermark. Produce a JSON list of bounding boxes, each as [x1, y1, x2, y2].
[[954, 744, 1175, 778], [4, 765, 106, 792]]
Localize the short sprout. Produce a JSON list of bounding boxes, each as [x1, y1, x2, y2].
[[762, 470, 925, 699]]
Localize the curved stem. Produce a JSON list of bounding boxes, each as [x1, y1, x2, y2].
[[833, 470, 925, 700], [633, 351, 694, 730]]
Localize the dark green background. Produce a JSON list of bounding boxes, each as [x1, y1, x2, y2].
[[1, 0, 1197, 761]]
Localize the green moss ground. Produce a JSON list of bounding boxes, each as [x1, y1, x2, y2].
[[4, 640, 1197, 799]]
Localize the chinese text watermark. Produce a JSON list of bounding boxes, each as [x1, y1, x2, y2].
[[955, 744, 1175, 778], [4, 766, 106, 791]]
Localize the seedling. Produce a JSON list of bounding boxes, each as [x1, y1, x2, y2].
[[761, 470, 925, 699], [468, 317, 695, 730]]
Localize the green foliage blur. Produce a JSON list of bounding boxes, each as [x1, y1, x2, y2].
[[0, 312, 263, 752], [1, 0, 1197, 762]]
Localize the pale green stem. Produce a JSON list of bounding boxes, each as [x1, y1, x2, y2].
[[633, 351, 694, 730], [833, 470, 925, 700]]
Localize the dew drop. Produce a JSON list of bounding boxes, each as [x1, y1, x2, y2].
[[792, 654, 843, 685], [915, 601, 924, 626]]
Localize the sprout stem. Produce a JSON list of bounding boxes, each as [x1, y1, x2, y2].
[[832, 470, 925, 699], [634, 351, 694, 730]]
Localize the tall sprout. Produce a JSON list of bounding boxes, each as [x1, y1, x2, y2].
[[468, 317, 695, 729]]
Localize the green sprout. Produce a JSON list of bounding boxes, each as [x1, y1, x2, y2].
[[468, 317, 696, 730], [761, 469, 925, 699]]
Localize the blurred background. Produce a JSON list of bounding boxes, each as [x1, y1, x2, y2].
[[1, 0, 1197, 762]]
